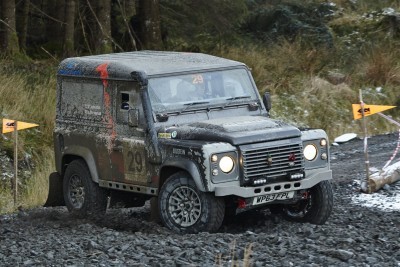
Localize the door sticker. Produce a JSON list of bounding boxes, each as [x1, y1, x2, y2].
[[123, 140, 147, 183]]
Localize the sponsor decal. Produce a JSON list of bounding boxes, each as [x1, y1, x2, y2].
[[172, 148, 185, 155], [158, 133, 172, 139], [171, 131, 177, 138]]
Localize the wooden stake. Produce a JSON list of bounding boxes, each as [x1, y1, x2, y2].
[[359, 90, 371, 193], [13, 121, 18, 206]]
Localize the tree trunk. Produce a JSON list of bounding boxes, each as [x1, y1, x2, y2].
[[16, 0, 30, 52], [124, 0, 136, 18], [94, 0, 112, 53], [46, 0, 65, 53], [120, 0, 137, 50], [0, 0, 20, 55], [63, 0, 75, 57], [137, 0, 162, 50]]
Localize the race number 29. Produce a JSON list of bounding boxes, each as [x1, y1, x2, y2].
[[123, 142, 147, 182], [127, 151, 143, 173]]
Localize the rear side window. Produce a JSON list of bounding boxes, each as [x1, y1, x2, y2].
[[60, 80, 104, 122], [115, 82, 144, 126]]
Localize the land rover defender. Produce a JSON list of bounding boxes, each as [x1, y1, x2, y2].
[[46, 51, 333, 233]]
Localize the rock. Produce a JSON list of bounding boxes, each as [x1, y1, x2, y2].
[[325, 249, 354, 261], [326, 70, 347, 85], [46, 251, 54, 260], [278, 248, 287, 257], [382, 184, 391, 191]]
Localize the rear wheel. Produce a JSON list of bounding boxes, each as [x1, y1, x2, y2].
[[63, 160, 108, 218], [279, 180, 333, 224], [158, 171, 225, 233]]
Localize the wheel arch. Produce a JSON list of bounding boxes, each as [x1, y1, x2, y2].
[[159, 159, 206, 192], [61, 147, 99, 183]]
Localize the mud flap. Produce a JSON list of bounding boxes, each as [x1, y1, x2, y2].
[[44, 172, 65, 207]]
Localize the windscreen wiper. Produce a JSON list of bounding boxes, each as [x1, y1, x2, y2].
[[222, 95, 251, 109], [179, 101, 210, 114], [156, 101, 210, 122]]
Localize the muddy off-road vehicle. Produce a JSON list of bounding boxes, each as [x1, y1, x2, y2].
[[45, 51, 333, 233]]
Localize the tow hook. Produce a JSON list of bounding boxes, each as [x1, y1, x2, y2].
[[302, 191, 309, 199]]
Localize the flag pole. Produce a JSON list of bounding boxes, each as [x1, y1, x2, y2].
[[13, 121, 18, 206], [359, 90, 371, 193]]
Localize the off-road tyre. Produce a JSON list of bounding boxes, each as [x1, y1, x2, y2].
[[281, 180, 333, 225], [158, 171, 225, 233], [63, 159, 108, 218]]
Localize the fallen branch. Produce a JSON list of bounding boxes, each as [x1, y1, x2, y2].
[[367, 161, 400, 192]]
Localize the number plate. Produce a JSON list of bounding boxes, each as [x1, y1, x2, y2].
[[252, 191, 295, 205]]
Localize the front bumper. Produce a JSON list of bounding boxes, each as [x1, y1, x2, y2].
[[214, 169, 332, 198]]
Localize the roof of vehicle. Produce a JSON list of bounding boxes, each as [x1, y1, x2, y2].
[[58, 51, 247, 81]]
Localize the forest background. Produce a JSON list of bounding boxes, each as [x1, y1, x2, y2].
[[0, 0, 400, 212]]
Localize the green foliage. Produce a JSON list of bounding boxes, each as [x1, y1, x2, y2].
[[219, 35, 399, 141], [0, 60, 56, 213], [243, 1, 335, 46], [0, 188, 13, 214], [160, 0, 248, 52], [0, 60, 56, 153]]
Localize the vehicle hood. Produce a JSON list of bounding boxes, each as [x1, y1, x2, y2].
[[157, 116, 301, 145]]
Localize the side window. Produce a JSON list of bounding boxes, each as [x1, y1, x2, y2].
[[116, 82, 144, 126], [60, 79, 103, 122], [120, 93, 130, 110]]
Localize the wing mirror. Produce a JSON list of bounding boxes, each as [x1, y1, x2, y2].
[[263, 91, 272, 111]]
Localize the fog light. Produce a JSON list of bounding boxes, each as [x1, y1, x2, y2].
[[212, 169, 218, 176], [321, 153, 327, 160], [290, 173, 304, 180], [211, 155, 218, 162], [253, 178, 267, 185]]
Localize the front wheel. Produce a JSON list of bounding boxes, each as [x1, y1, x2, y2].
[[63, 160, 108, 218], [158, 171, 225, 233], [279, 180, 333, 225]]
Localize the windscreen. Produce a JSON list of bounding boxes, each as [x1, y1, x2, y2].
[[148, 68, 258, 113]]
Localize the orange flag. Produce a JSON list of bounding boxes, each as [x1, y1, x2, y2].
[[352, 104, 396, 120], [2, 119, 39, 133]]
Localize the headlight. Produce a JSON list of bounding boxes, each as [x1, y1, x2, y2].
[[303, 144, 317, 161], [219, 156, 234, 173]]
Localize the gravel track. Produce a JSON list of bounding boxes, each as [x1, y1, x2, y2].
[[0, 134, 399, 266]]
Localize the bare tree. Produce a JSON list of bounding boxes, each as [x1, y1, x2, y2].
[[63, 0, 76, 57], [0, 0, 20, 55], [88, 0, 112, 53], [116, 0, 137, 51], [46, 0, 65, 53], [137, 0, 162, 50], [16, 0, 30, 52]]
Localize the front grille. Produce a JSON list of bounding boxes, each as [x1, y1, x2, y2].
[[241, 142, 304, 182]]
